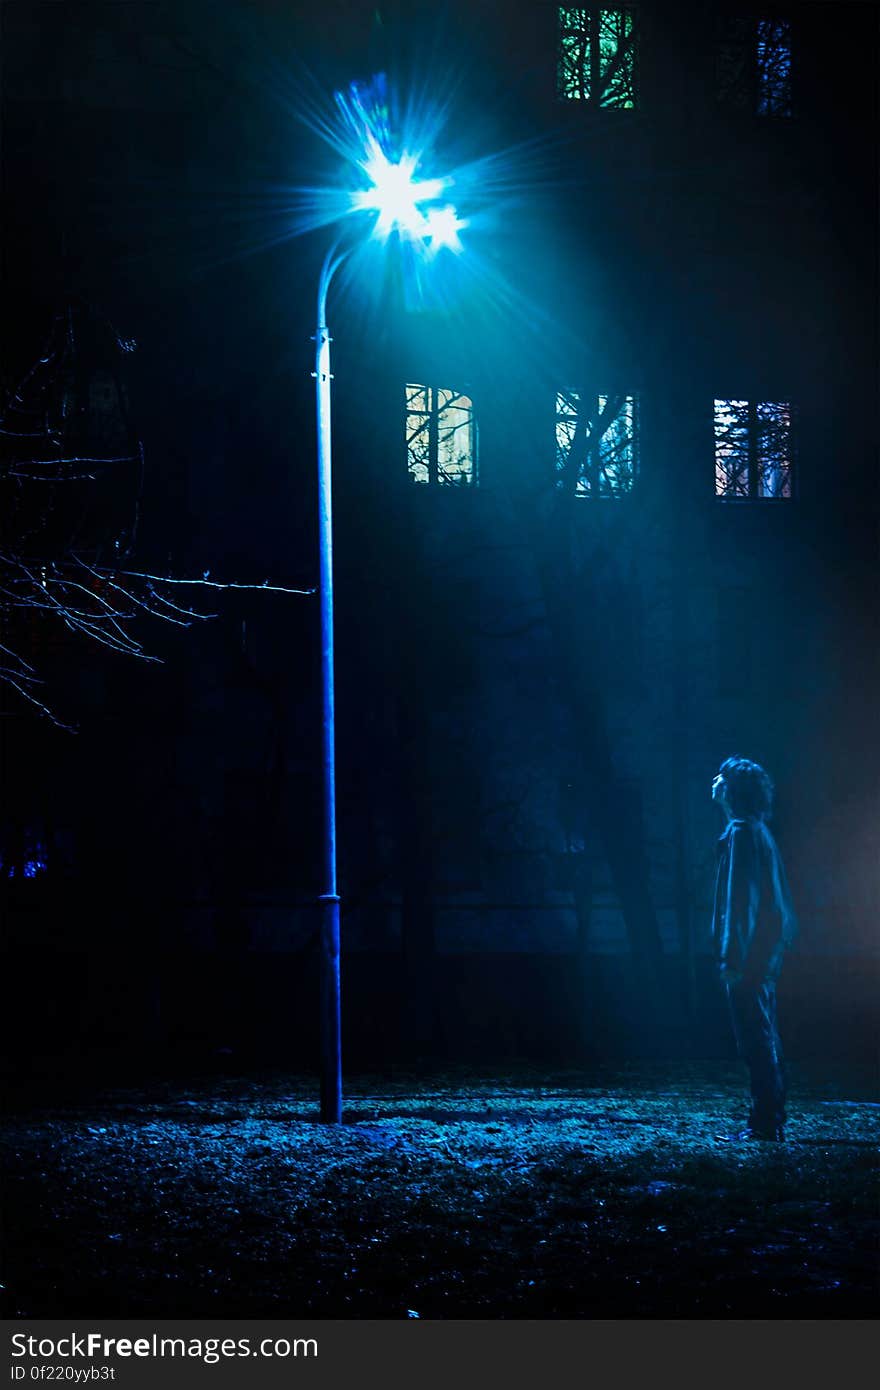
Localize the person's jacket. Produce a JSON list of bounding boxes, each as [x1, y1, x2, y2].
[[712, 817, 798, 983]]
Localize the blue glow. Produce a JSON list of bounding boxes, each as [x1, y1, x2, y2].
[[198, 65, 565, 333], [421, 205, 468, 256], [338, 83, 465, 255], [756, 19, 792, 117], [2, 829, 49, 880], [6, 858, 48, 880], [351, 139, 448, 242]]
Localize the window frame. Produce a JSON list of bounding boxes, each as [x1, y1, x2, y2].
[[405, 382, 478, 488], [716, 11, 794, 119], [713, 397, 796, 502], [555, 388, 640, 499], [556, 6, 639, 110]]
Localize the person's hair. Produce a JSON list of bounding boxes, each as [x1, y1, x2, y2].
[[719, 756, 774, 819]]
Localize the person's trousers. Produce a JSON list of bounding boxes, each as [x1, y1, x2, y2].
[[727, 978, 786, 1134]]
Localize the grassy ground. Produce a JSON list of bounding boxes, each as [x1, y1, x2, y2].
[[1, 1061, 877, 1318]]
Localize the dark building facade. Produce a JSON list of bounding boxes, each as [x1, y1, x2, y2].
[[1, 1, 877, 1065]]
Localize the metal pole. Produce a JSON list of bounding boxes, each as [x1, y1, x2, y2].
[[314, 246, 346, 1124]]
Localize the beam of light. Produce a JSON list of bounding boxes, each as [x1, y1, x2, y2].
[[421, 205, 468, 255], [350, 137, 449, 243], [337, 80, 464, 255], [160, 48, 583, 368], [170, 67, 566, 288]]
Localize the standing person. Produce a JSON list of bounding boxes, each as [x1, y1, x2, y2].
[[711, 757, 798, 1142]]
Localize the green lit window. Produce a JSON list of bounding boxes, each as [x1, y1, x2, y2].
[[557, 9, 637, 108], [718, 16, 792, 117], [406, 384, 476, 486], [555, 391, 639, 496], [714, 399, 794, 499]]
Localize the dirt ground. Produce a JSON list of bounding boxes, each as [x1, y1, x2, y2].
[[1, 1061, 877, 1318]]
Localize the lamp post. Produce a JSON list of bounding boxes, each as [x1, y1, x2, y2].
[[314, 244, 347, 1125], [312, 133, 467, 1124]]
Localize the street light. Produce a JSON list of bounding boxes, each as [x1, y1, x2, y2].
[[314, 128, 466, 1123]]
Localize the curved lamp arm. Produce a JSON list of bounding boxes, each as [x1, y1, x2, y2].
[[317, 240, 352, 333]]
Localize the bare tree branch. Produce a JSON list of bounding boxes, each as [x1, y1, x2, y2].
[[1, 305, 313, 725]]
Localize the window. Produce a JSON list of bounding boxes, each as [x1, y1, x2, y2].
[[557, 8, 636, 108], [714, 399, 794, 499], [405, 384, 476, 486], [555, 391, 639, 496], [717, 16, 792, 117]]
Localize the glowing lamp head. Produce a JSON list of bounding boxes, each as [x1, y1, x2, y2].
[[422, 205, 467, 256], [350, 136, 463, 254]]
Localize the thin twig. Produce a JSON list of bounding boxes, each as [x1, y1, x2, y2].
[[0, 674, 76, 730], [97, 567, 316, 596]]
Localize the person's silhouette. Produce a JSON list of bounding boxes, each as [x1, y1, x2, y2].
[[711, 757, 798, 1142]]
